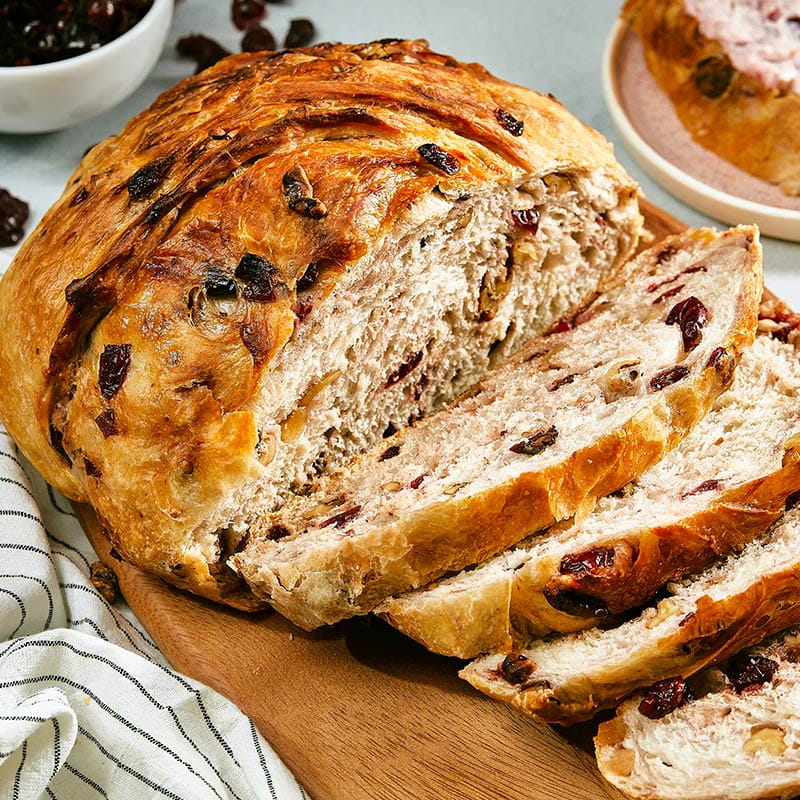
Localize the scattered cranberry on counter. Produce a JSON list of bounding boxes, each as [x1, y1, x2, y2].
[[0, 189, 30, 248], [231, 0, 266, 31], [176, 33, 231, 73]]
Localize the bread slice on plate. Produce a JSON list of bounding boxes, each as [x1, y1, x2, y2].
[[623, 0, 800, 195], [232, 226, 762, 629], [461, 503, 800, 725], [0, 40, 643, 609], [378, 327, 800, 658], [596, 627, 800, 800]]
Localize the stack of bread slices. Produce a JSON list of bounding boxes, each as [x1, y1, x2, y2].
[[237, 226, 800, 799]]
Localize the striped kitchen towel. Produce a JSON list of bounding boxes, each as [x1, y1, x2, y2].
[[0, 425, 308, 800]]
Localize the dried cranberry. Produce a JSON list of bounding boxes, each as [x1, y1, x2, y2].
[[501, 654, 534, 684], [417, 143, 460, 175], [706, 347, 728, 369], [241, 23, 276, 52], [284, 18, 315, 48], [409, 475, 425, 489], [293, 301, 312, 322], [510, 425, 558, 456], [666, 296, 708, 353], [235, 253, 284, 302], [652, 284, 685, 305], [128, 155, 174, 201], [560, 547, 615, 575], [386, 351, 423, 387], [649, 366, 690, 392], [544, 588, 609, 618], [177, 33, 231, 73], [267, 524, 291, 540], [549, 373, 576, 392], [319, 505, 362, 529], [494, 108, 524, 136], [379, 445, 401, 461], [203, 266, 237, 298], [95, 408, 118, 438], [0, 188, 30, 247], [69, 186, 89, 207], [680, 479, 722, 499], [638, 677, 690, 719], [84, 457, 102, 478], [98, 344, 132, 399], [511, 208, 540, 234], [694, 56, 734, 99], [86, 0, 117, 35], [296, 262, 319, 292], [726, 654, 778, 693], [655, 245, 678, 266], [232, 0, 266, 31]]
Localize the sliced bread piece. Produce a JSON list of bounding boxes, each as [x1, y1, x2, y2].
[[461, 504, 800, 725], [231, 226, 762, 629], [596, 628, 800, 800], [378, 330, 800, 658]]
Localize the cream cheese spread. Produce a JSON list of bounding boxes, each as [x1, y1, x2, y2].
[[684, 0, 800, 93]]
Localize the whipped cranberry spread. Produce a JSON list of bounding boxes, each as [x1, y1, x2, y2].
[[684, 0, 800, 93]]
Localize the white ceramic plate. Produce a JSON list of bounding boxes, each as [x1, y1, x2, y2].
[[603, 20, 800, 243]]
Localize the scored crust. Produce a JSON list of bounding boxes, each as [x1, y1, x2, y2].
[[622, 0, 800, 195], [0, 40, 641, 608]]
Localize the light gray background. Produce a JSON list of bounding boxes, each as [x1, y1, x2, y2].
[[0, 0, 796, 301]]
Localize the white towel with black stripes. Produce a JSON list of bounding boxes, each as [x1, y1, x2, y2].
[[0, 426, 308, 800]]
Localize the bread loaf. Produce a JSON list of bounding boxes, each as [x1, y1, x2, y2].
[[623, 0, 800, 194], [461, 504, 800, 725], [0, 40, 642, 608], [596, 628, 800, 800], [378, 326, 800, 658], [233, 227, 762, 629]]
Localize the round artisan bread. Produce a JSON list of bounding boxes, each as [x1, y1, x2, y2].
[[0, 40, 641, 608], [623, 0, 800, 195]]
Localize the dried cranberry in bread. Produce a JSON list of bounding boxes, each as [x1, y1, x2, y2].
[[232, 227, 762, 629], [378, 321, 800, 658], [596, 628, 800, 800], [461, 504, 800, 725], [0, 40, 643, 609], [623, 0, 800, 194]]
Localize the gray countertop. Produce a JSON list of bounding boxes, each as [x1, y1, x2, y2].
[[0, 0, 796, 300]]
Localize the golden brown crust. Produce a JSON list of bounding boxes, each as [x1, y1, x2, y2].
[[0, 40, 636, 607], [623, 0, 800, 194]]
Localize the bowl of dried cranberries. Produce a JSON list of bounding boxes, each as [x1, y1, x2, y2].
[[0, 0, 173, 134]]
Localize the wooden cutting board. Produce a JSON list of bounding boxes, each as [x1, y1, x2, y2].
[[75, 201, 685, 800]]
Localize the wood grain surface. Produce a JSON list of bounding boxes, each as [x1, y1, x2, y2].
[[75, 201, 685, 800]]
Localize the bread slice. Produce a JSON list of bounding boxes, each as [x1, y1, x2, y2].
[[232, 226, 762, 629], [378, 330, 800, 658], [461, 504, 800, 725], [0, 40, 643, 608], [596, 627, 800, 800]]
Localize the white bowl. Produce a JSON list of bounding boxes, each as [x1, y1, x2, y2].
[[0, 0, 173, 134]]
